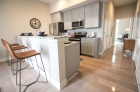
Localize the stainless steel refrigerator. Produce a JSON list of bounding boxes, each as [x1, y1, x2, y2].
[[49, 22, 66, 36]]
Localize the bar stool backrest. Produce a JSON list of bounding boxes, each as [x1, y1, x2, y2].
[[1, 39, 17, 59], [1, 39, 6, 46]]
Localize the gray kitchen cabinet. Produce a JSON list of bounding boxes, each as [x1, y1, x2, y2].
[[72, 8, 77, 21], [84, 1, 100, 28], [87, 42, 95, 55], [84, 4, 92, 28], [81, 42, 88, 54], [63, 10, 72, 30], [51, 12, 63, 23], [81, 38, 99, 57], [65, 42, 80, 80], [77, 6, 84, 20], [72, 6, 84, 21], [91, 2, 100, 27]]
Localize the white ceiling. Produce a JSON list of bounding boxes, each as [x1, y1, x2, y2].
[[38, 0, 57, 4], [112, 0, 137, 7]]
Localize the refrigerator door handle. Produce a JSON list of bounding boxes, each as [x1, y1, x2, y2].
[[51, 25, 54, 35]]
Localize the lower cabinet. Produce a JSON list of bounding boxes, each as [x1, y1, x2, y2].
[[87, 42, 95, 55], [81, 38, 99, 57], [81, 42, 88, 54]]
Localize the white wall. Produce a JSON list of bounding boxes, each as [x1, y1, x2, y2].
[[132, 0, 140, 91], [49, 0, 93, 14], [115, 3, 136, 19], [0, 0, 51, 59], [105, 0, 115, 23], [118, 18, 130, 35], [49, 0, 109, 14]]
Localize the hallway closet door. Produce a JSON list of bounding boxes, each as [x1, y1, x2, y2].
[[103, 16, 108, 52], [108, 18, 113, 47], [103, 15, 112, 52]]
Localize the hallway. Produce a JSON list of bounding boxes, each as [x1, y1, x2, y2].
[[0, 42, 138, 92], [77, 42, 138, 92]]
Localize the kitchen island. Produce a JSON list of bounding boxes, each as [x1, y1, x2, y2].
[[16, 36, 80, 90]]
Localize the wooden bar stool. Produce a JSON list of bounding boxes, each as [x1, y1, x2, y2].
[[4, 40, 48, 92]]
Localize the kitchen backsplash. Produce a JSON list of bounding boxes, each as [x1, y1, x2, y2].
[[68, 28, 101, 37]]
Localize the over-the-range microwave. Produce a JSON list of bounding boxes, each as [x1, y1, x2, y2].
[[72, 20, 84, 29]]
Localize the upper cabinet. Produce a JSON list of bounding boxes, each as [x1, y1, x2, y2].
[[91, 2, 100, 28], [51, 12, 63, 23], [85, 4, 92, 28], [63, 10, 72, 30], [72, 6, 84, 21], [72, 8, 78, 21], [62, 1, 100, 30], [84, 1, 100, 28], [77, 6, 84, 20]]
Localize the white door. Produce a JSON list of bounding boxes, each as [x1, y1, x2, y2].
[[108, 18, 112, 47], [103, 16, 109, 52]]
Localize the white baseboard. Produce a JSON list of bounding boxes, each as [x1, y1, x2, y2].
[[99, 52, 103, 55], [25, 59, 67, 91], [135, 71, 140, 92], [0, 57, 6, 62], [50, 78, 67, 91]]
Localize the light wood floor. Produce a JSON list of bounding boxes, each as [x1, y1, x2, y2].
[[0, 42, 138, 92]]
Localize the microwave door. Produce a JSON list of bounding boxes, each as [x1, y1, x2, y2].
[[72, 21, 80, 28]]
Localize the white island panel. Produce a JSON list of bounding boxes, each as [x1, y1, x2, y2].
[[17, 36, 66, 90]]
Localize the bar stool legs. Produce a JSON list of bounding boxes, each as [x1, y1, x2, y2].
[[15, 55, 48, 92], [39, 55, 48, 82]]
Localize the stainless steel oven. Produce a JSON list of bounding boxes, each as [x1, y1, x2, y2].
[[69, 32, 87, 54]]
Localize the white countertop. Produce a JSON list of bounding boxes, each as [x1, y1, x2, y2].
[[65, 41, 80, 47], [17, 36, 68, 40]]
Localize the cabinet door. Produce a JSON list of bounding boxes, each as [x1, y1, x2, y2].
[[64, 10, 72, 30], [67, 10, 72, 29], [87, 42, 94, 56], [72, 8, 77, 21], [51, 12, 62, 23], [77, 6, 84, 20], [84, 4, 91, 28], [63, 11, 68, 30], [81, 42, 87, 54], [91, 1, 100, 27]]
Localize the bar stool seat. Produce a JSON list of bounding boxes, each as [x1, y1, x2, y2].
[[15, 50, 40, 59]]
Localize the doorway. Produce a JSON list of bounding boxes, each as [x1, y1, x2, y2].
[[114, 17, 133, 43]]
